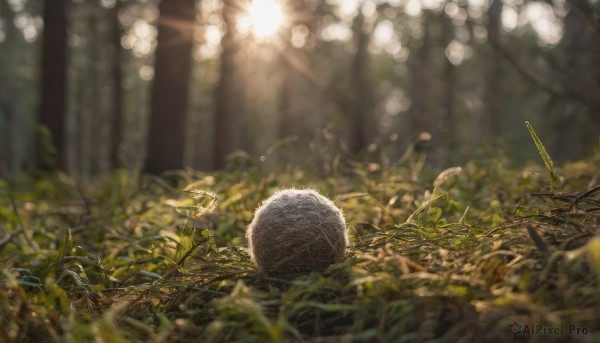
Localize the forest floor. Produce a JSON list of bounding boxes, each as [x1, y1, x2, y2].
[[1, 139, 600, 342]]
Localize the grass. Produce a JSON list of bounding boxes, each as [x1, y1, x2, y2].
[[1, 143, 600, 342]]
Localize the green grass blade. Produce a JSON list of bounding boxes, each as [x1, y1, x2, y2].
[[525, 121, 557, 189]]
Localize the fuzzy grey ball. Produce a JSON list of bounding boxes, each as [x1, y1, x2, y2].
[[247, 189, 348, 275]]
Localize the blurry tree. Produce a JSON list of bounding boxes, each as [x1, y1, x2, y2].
[[65, 2, 116, 175], [39, 0, 68, 170], [348, 10, 371, 155], [2, 0, 600, 175], [551, 0, 599, 160], [89, 3, 103, 174], [145, 0, 195, 174], [0, 0, 19, 172], [213, 0, 243, 169], [278, 0, 313, 143], [439, 12, 457, 159], [279, 30, 303, 141], [484, 0, 504, 141], [110, 0, 125, 169], [408, 13, 433, 140]]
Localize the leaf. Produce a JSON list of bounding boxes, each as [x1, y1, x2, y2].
[[294, 302, 358, 312], [32, 229, 73, 278], [427, 206, 442, 223], [525, 121, 557, 189], [433, 167, 462, 187], [407, 191, 447, 224], [184, 190, 218, 217], [58, 228, 73, 259], [130, 235, 181, 248], [56, 269, 87, 291], [589, 237, 600, 279], [220, 192, 243, 208], [138, 270, 162, 280], [16, 279, 44, 288]]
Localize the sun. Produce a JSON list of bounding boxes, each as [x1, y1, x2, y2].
[[241, 0, 286, 39]]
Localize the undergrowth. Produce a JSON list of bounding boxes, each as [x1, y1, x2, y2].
[[1, 142, 600, 342]]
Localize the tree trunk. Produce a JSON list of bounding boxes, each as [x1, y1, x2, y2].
[[484, 0, 503, 141], [213, 0, 241, 170], [145, 0, 195, 174], [279, 48, 296, 140], [551, 0, 594, 161], [0, 0, 17, 173], [349, 12, 370, 155], [278, 33, 304, 141], [440, 14, 457, 162], [89, 8, 103, 175], [110, 2, 125, 169], [74, 76, 86, 175], [39, 0, 68, 170], [408, 14, 433, 139]]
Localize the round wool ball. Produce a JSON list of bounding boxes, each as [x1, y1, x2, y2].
[[246, 189, 348, 275]]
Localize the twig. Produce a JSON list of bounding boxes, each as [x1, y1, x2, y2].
[[530, 192, 576, 203], [525, 225, 549, 252], [154, 236, 208, 283], [574, 185, 600, 205]]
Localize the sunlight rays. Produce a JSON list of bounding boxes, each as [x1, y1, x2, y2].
[[240, 0, 286, 39]]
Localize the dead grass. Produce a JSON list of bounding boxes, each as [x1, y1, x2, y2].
[[1, 150, 599, 342]]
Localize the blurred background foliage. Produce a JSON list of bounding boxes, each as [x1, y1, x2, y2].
[[0, 0, 598, 176]]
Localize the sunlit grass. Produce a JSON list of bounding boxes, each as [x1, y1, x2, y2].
[[1, 143, 599, 341]]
